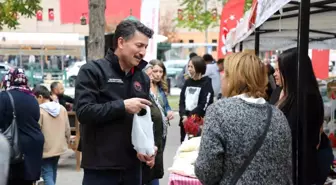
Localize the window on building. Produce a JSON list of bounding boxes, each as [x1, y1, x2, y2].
[[212, 39, 217, 51], [179, 39, 183, 43], [189, 39, 194, 43]]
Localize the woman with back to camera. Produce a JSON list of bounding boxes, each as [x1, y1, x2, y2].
[[178, 56, 214, 143], [274, 48, 333, 185], [195, 52, 292, 185], [0, 68, 44, 185]]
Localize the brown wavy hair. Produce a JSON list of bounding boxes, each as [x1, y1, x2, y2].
[[149, 59, 169, 93], [223, 52, 268, 98]]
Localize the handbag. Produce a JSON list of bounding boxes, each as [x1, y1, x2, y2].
[[2, 91, 24, 164], [230, 104, 273, 184]]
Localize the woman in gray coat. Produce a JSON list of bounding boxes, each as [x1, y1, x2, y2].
[[0, 133, 10, 185], [195, 52, 292, 185]]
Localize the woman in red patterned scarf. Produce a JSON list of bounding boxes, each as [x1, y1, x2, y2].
[[2, 68, 33, 94]]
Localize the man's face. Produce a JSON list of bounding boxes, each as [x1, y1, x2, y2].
[[217, 63, 224, 72], [118, 31, 149, 68], [58, 83, 65, 95], [53, 83, 65, 95]]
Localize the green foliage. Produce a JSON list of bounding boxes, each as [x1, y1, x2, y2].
[[0, 0, 41, 30], [175, 0, 253, 32], [244, 0, 253, 12], [175, 0, 220, 32]]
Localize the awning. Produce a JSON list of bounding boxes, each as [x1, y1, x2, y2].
[[224, 0, 336, 51]]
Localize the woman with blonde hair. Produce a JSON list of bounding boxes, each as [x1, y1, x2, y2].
[[195, 52, 292, 185], [149, 60, 174, 149]]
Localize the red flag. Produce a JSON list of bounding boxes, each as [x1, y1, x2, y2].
[[48, 8, 54, 21], [249, 0, 258, 29], [36, 10, 43, 21], [312, 49, 330, 79], [217, 0, 245, 59]]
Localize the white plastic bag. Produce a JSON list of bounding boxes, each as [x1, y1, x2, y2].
[[131, 105, 155, 156]]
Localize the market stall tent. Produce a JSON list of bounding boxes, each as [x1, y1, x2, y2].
[[224, 0, 336, 52]]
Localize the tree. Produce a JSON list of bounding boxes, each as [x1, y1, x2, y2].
[[159, 11, 179, 42], [175, 0, 220, 33], [87, 0, 106, 61], [176, 0, 254, 41], [0, 0, 41, 30]]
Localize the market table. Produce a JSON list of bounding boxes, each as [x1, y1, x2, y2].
[[168, 173, 202, 185]]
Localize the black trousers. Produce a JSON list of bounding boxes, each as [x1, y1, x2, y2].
[[83, 166, 141, 185], [180, 124, 186, 144], [7, 179, 33, 185]]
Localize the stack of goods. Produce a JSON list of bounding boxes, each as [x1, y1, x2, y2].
[[168, 137, 201, 178]]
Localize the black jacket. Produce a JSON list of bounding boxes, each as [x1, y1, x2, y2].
[[0, 90, 44, 181], [142, 97, 164, 184], [57, 94, 74, 110], [75, 49, 150, 170], [179, 76, 214, 120]]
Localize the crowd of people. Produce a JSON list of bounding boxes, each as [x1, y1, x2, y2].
[[0, 19, 334, 185]]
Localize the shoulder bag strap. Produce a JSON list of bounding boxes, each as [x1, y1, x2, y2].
[[5, 91, 16, 118], [230, 104, 273, 185]]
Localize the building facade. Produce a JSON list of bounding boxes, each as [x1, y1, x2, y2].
[[1, 0, 222, 59]]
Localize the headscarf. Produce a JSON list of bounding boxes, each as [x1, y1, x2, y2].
[[142, 63, 153, 73], [2, 68, 33, 95]]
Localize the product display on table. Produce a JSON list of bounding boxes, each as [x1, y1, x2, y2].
[[168, 137, 201, 178], [131, 105, 155, 156]]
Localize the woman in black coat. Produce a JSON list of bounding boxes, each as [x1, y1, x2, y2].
[[142, 65, 164, 185], [0, 68, 44, 185]]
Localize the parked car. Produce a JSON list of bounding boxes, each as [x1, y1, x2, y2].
[[0, 63, 14, 81], [164, 60, 188, 87], [66, 61, 86, 87]]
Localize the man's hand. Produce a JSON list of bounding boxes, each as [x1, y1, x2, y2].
[[167, 111, 174, 120], [146, 158, 155, 169], [124, 98, 151, 114], [137, 153, 152, 163], [137, 146, 158, 168]]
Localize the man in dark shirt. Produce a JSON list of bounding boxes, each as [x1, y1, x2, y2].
[[75, 20, 155, 185], [50, 81, 74, 110]]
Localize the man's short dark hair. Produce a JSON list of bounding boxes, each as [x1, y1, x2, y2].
[[50, 81, 60, 92], [217, 58, 224, 64], [203, 54, 214, 62], [33, 85, 51, 99], [113, 20, 154, 49], [189, 52, 197, 60], [191, 56, 206, 75]]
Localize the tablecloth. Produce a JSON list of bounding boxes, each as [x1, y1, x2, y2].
[[168, 173, 202, 185]]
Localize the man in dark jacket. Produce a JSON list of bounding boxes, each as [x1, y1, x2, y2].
[[75, 20, 155, 185], [50, 81, 74, 110]]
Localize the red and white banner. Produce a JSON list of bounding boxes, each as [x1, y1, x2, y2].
[[36, 10, 43, 21], [48, 8, 54, 21], [223, 0, 291, 49], [217, 0, 245, 59], [140, 0, 160, 61]]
